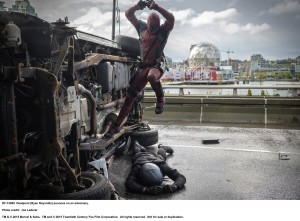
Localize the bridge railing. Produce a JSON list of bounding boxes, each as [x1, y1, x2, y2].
[[142, 84, 300, 126], [144, 84, 300, 97]]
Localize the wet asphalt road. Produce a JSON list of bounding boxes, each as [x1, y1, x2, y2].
[[108, 124, 300, 200]]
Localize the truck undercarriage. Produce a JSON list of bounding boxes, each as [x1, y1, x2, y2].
[[0, 11, 157, 199]]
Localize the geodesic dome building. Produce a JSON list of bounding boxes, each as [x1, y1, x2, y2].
[[188, 42, 220, 68]]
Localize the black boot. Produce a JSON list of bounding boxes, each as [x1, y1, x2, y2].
[[155, 97, 165, 114], [154, 82, 165, 114], [105, 96, 135, 138], [133, 141, 146, 154], [104, 124, 120, 138]]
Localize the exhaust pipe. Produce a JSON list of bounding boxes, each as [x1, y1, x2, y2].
[[78, 84, 96, 135]]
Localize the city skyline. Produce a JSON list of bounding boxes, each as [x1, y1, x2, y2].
[[2, 0, 300, 62]]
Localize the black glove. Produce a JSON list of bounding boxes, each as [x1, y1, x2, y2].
[[163, 184, 178, 193], [145, 185, 163, 195], [137, 0, 147, 10], [111, 192, 120, 200], [145, 0, 158, 10]]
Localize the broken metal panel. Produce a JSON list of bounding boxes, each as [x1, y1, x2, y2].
[[76, 30, 120, 50], [0, 11, 51, 58], [0, 9, 145, 199]]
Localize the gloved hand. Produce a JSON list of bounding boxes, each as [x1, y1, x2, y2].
[[111, 192, 120, 200], [137, 0, 147, 10], [145, 0, 158, 10], [163, 184, 178, 193], [145, 185, 163, 195]]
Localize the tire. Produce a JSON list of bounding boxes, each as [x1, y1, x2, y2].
[[115, 35, 140, 58], [60, 172, 111, 200], [128, 129, 159, 147]]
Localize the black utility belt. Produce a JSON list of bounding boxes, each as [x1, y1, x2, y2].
[[138, 61, 160, 68]]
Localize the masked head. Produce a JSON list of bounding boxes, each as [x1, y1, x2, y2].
[[147, 12, 160, 33], [139, 163, 163, 186]]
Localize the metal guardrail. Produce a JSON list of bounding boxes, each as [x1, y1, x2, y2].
[[145, 84, 300, 96], [143, 84, 300, 126]]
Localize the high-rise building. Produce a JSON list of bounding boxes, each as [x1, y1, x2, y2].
[[250, 54, 267, 70]]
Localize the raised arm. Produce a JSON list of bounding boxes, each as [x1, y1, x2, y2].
[[125, 1, 146, 30], [146, 0, 175, 31]]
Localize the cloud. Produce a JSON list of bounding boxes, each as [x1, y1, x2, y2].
[[18, 0, 295, 61], [181, 7, 270, 35], [267, 0, 300, 15], [165, 6, 273, 61], [188, 8, 237, 26], [70, 7, 113, 39], [241, 23, 270, 34], [221, 22, 270, 35], [68, 5, 272, 61], [170, 8, 195, 26]]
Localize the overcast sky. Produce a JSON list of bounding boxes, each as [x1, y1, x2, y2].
[[4, 0, 300, 61]]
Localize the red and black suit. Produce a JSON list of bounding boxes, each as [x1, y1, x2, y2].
[[109, 1, 175, 134]]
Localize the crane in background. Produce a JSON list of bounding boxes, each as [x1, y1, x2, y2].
[[220, 50, 234, 65]]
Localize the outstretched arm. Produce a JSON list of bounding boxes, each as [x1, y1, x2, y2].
[[125, 1, 146, 30], [159, 163, 186, 193]]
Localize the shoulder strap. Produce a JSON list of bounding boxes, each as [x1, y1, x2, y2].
[[155, 27, 169, 59], [137, 21, 147, 60]]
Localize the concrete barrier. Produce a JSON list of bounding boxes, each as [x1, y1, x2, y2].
[[142, 95, 300, 127]]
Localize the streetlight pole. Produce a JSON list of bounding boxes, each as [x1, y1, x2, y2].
[[112, 0, 116, 40]]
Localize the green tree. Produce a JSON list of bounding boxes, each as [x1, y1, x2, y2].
[[271, 73, 275, 79], [284, 72, 292, 79], [247, 89, 252, 96]]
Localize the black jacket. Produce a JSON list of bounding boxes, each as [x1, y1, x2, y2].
[[125, 152, 186, 194]]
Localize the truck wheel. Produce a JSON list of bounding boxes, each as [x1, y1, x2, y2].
[[115, 35, 140, 58], [60, 172, 111, 200], [128, 129, 158, 147]]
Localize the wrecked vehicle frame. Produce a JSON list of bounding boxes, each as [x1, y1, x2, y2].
[[0, 11, 157, 199]]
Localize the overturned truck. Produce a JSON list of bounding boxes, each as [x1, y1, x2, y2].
[[0, 11, 158, 199]]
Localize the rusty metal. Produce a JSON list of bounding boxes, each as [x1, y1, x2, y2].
[[0, 10, 147, 199], [58, 153, 79, 186], [72, 53, 130, 71], [53, 37, 71, 77], [0, 153, 30, 189], [96, 98, 125, 111], [0, 81, 18, 156]]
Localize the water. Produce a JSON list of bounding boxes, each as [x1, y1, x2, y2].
[[163, 81, 300, 97]]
